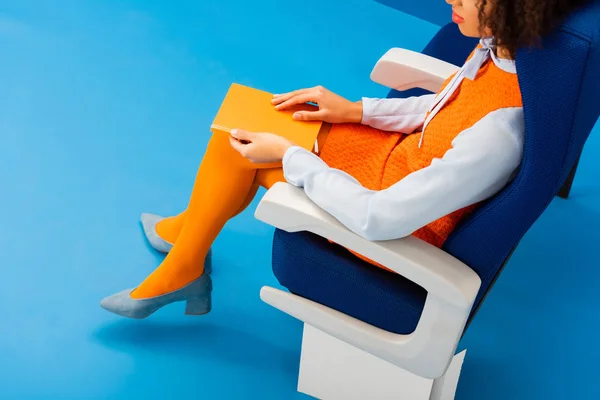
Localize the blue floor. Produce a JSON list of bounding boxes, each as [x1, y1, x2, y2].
[[0, 1, 598, 399]]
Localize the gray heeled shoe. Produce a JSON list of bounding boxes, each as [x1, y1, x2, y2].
[[100, 272, 212, 319], [140, 213, 212, 274]]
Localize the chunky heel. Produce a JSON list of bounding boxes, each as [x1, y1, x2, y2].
[[204, 248, 212, 275], [185, 294, 212, 315]]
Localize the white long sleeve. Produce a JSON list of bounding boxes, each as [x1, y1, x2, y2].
[[282, 107, 524, 242], [361, 94, 436, 133]]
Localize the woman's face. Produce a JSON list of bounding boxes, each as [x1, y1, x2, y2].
[[446, 0, 494, 38]]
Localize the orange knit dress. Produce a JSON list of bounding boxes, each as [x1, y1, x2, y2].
[[318, 56, 522, 268]]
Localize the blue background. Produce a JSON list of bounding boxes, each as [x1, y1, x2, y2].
[[0, 0, 598, 398]]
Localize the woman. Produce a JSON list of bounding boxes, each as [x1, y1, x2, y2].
[[101, 0, 589, 318]]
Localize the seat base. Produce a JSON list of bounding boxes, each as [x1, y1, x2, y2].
[[298, 324, 466, 400]]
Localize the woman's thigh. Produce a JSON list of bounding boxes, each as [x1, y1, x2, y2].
[[256, 123, 403, 191]]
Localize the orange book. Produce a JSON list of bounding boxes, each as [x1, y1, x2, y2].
[[211, 83, 324, 168]]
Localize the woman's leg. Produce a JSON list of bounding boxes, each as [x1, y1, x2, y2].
[[132, 133, 260, 299], [154, 212, 186, 245], [152, 183, 260, 245], [151, 125, 330, 246]]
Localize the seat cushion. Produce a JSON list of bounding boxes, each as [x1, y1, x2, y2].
[[272, 229, 427, 335]]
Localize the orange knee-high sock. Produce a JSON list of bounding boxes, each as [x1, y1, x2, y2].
[[131, 133, 259, 299]]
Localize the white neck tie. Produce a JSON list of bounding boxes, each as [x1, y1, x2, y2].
[[463, 37, 495, 80]]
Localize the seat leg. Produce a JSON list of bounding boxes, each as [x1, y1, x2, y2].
[[429, 350, 467, 400], [297, 324, 466, 400], [558, 154, 581, 199]]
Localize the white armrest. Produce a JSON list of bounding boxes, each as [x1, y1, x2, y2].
[[255, 182, 481, 379], [370, 48, 460, 93], [256, 183, 480, 307]]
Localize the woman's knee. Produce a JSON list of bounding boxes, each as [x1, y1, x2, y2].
[[255, 168, 285, 189]]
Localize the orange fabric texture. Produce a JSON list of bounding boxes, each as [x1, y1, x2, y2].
[[319, 57, 522, 267]]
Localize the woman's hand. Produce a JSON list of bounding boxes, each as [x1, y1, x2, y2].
[[271, 86, 363, 124], [229, 129, 294, 164]]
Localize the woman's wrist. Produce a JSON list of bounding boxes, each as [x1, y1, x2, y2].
[[345, 101, 363, 124], [278, 141, 295, 160]]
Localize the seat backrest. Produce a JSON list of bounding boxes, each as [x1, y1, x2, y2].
[[442, 0, 600, 321]]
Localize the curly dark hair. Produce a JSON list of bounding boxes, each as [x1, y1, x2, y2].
[[478, 0, 590, 58]]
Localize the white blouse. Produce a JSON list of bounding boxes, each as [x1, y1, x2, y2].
[[282, 39, 524, 242]]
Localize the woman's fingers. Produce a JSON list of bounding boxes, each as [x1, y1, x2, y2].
[[230, 131, 294, 164], [231, 129, 254, 142], [293, 109, 328, 121], [228, 135, 247, 156], [274, 92, 318, 111], [271, 88, 312, 105], [229, 130, 257, 158]]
